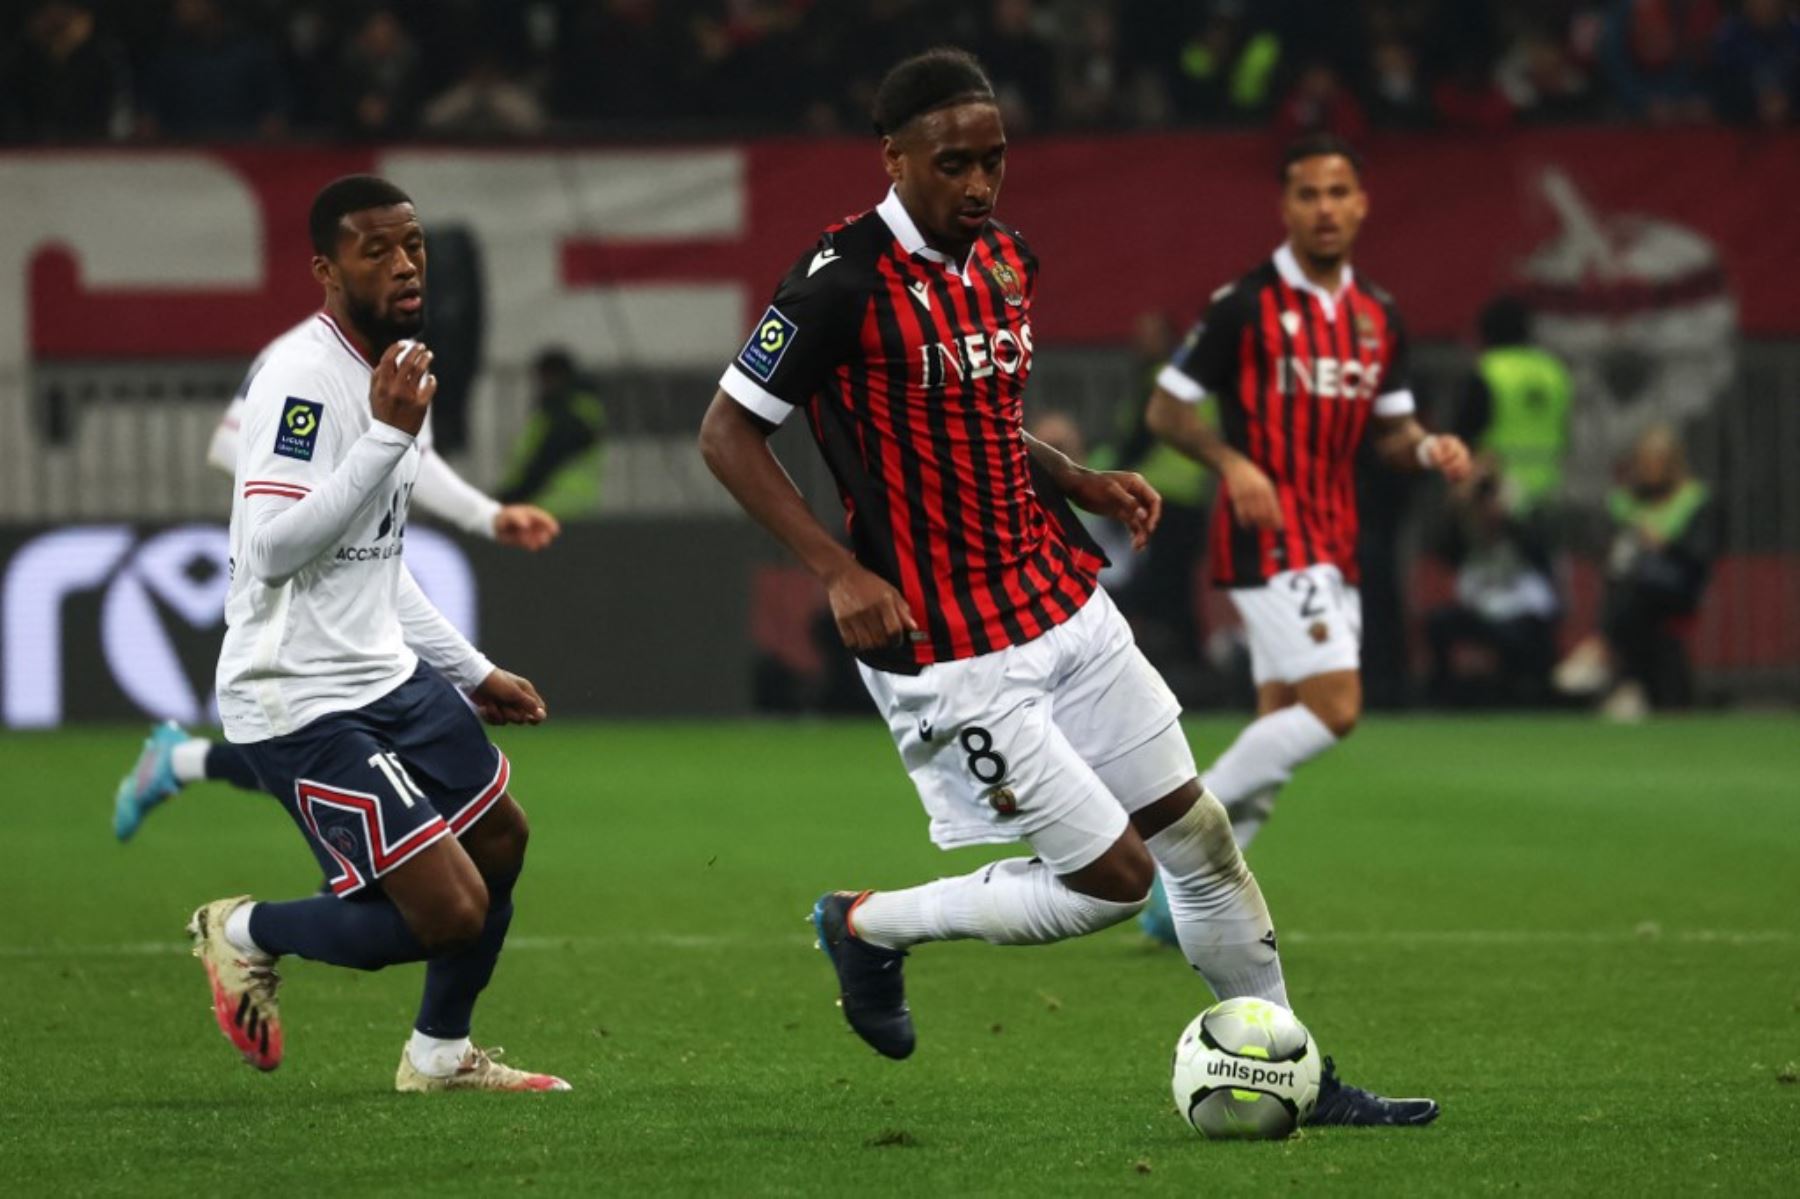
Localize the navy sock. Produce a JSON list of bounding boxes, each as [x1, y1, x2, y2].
[[248, 893, 429, 971], [414, 897, 515, 1039], [204, 742, 263, 791]]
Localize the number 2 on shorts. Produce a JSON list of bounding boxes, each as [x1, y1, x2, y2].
[[368, 751, 427, 808], [1289, 572, 1324, 619]]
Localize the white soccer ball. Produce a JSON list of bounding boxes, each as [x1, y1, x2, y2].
[[1171, 997, 1321, 1140]]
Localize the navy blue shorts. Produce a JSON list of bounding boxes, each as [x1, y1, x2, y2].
[[238, 663, 511, 898]]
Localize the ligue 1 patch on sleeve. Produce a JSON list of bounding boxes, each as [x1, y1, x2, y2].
[[736, 306, 798, 383], [274, 398, 323, 461]]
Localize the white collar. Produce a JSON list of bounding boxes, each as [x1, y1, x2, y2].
[[1273, 243, 1353, 319], [876, 186, 974, 279]]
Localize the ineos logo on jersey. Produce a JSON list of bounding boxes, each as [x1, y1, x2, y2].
[[1276, 356, 1384, 400], [0, 524, 477, 728], [917, 323, 1033, 388]]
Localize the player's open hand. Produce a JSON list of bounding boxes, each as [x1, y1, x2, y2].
[[493, 504, 561, 551], [1068, 469, 1163, 551], [471, 668, 547, 725], [825, 562, 919, 652], [1425, 433, 1473, 483], [370, 339, 436, 437], [1222, 458, 1283, 531]]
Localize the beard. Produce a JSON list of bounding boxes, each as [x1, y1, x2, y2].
[[342, 288, 426, 353]]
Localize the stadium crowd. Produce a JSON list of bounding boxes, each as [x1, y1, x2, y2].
[[5, 0, 1798, 143]]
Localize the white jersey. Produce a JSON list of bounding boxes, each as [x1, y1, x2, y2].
[[217, 312, 491, 743], [210, 331, 500, 538]]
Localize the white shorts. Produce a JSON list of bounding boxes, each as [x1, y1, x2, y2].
[[859, 587, 1196, 875], [1229, 564, 1363, 686]]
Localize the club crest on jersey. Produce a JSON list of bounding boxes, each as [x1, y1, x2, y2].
[[737, 306, 797, 383], [274, 398, 322, 461], [1355, 312, 1381, 349], [1308, 621, 1330, 644], [987, 261, 1025, 307]]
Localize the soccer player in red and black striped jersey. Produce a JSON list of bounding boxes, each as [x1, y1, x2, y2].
[[1145, 134, 1472, 857], [701, 52, 1436, 1125]]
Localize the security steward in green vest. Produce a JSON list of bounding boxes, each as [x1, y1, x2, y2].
[[499, 348, 606, 518], [1450, 296, 1572, 514]]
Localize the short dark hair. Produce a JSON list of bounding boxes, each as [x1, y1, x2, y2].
[[308, 174, 413, 256], [1279, 133, 1364, 185], [1478, 295, 1531, 347], [872, 48, 996, 137]]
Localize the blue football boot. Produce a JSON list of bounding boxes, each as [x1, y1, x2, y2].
[[1306, 1056, 1441, 1127], [810, 891, 915, 1060], [114, 720, 188, 842]]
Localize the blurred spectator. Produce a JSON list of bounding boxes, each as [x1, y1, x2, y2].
[[1498, 25, 1602, 122], [1710, 0, 1800, 126], [422, 55, 545, 138], [1600, 0, 1721, 123], [1555, 425, 1717, 718], [1450, 296, 1574, 517], [1367, 35, 1435, 127], [0, 1, 130, 142], [1425, 455, 1562, 707], [1275, 60, 1370, 142], [497, 348, 606, 518], [140, 0, 288, 139], [332, 8, 420, 139], [979, 0, 1058, 131]]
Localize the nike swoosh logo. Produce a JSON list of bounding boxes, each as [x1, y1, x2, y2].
[[907, 280, 931, 310], [808, 249, 839, 277]]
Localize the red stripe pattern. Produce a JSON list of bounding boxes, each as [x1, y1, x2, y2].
[[295, 779, 449, 897], [243, 478, 311, 501], [1209, 262, 1402, 587], [803, 218, 1104, 671]]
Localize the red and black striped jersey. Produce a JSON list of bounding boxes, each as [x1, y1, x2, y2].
[[719, 188, 1106, 673], [1159, 244, 1416, 588]]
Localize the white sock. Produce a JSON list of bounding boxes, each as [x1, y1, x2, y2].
[[407, 1030, 473, 1078], [851, 858, 1146, 950], [170, 739, 211, 784], [1201, 705, 1338, 839], [1145, 790, 1288, 1006], [223, 901, 264, 958]]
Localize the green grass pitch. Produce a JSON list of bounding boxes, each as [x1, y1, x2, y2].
[[3, 715, 1797, 1195]]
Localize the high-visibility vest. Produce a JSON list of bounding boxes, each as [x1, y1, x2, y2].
[[1477, 346, 1572, 508]]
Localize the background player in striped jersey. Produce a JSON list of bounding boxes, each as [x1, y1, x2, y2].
[[701, 50, 1435, 1125], [111, 310, 561, 842], [1142, 135, 1471, 920]]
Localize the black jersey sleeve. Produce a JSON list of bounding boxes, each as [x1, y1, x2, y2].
[[719, 232, 866, 424], [1373, 296, 1417, 417], [1159, 283, 1247, 402]]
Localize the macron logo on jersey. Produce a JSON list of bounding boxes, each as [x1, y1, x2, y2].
[[273, 398, 323, 461], [737, 306, 797, 383]]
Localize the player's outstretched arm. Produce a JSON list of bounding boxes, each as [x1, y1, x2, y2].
[[1023, 430, 1163, 550], [1145, 385, 1283, 531], [413, 449, 563, 550], [395, 564, 544, 724], [698, 390, 917, 652]]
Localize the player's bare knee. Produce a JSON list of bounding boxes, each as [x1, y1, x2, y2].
[[468, 796, 530, 879], [415, 879, 490, 953], [1306, 695, 1360, 738]]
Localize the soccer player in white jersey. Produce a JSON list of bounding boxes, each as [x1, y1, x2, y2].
[[185, 175, 567, 1092], [112, 325, 561, 841]]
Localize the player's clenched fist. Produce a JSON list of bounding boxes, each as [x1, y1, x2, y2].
[[370, 339, 437, 436], [825, 562, 919, 652]]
